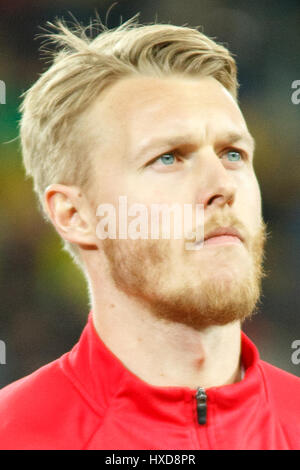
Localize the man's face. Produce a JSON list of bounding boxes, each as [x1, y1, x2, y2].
[[83, 75, 266, 329]]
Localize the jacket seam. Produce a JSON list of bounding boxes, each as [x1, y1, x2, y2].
[[59, 357, 106, 417], [257, 361, 271, 403], [60, 356, 129, 450], [80, 369, 129, 450]]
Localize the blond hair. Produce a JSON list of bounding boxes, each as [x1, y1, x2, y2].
[[19, 14, 238, 269]]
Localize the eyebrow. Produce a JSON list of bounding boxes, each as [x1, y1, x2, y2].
[[135, 131, 256, 160], [225, 132, 256, 152]]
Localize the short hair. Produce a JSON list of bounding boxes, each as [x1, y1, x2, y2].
[[19, 14, 238, 269]]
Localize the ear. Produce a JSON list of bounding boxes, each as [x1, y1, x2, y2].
[[44, 184, 98, 249]]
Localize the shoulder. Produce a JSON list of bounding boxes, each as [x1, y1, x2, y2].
[[259, 359, 300, 398], [0, 354, 99, 449], [258, 359, 300, 437]]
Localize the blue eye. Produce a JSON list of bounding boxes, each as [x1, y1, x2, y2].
[[226, 150, 242, 162], [159, 154, 176, 165]]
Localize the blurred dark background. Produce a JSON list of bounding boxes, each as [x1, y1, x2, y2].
[[0, 0, 299, 387]]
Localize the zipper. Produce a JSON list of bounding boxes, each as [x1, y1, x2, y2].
[[195, 387, 207, 425]]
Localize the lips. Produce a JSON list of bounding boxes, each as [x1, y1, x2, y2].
[[204, 226, 244, 243]]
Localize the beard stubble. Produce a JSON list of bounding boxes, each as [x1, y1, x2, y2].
[[102, 216, 267, 330]]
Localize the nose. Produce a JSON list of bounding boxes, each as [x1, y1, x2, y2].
[[195, 147, 237, 210]]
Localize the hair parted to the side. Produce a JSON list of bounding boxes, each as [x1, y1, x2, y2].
[[19, 12, 239, 271]]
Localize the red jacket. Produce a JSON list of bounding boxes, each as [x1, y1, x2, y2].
[[0, 312, 299, 450]]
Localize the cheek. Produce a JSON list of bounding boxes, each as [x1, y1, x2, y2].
[[237, 171, 262, 226], [126, 176, 179, 205], [250, 173, 262, 218]]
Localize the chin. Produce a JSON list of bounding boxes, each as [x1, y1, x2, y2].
[[200, 245, 251, 274]]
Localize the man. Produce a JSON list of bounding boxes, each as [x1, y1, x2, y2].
[[0, 15, 299, 450]]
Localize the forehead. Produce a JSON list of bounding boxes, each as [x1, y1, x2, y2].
[[85, 74, 250, 152]]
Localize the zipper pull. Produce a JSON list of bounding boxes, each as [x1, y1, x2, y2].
[[196, 387, 207, 425]]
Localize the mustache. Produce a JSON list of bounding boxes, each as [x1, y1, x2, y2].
[[185, 211, 250, 246]]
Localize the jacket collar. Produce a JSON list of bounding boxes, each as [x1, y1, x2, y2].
[[63, 312, 267, 416]]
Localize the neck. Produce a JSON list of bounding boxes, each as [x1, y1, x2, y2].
[[90, 278, 242, 390]]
